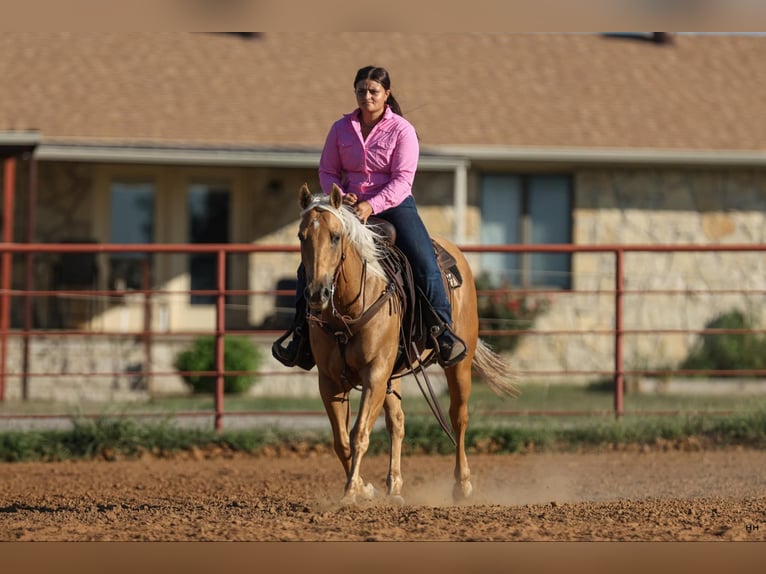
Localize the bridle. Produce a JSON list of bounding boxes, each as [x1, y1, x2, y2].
[[306, 237, 397, 342]]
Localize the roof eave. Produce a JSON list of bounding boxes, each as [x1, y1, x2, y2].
[[429, 145, 766, 167], [34, 142, 469, 171], [32, 141, 766, 169], [0, 131, 41, 158]]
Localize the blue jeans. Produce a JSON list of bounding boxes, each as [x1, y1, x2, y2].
[[375, 195, 452, 325], [295, 195, 452, 325]]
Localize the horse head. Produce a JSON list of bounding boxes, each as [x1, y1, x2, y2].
[[298, 183, 346, 312]]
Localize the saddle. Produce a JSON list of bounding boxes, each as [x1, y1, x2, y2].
[[367, 217, 463, 374]]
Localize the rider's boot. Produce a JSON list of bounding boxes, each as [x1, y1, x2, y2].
[[271, 298, 315, 371], [428, 321, 468, 368]]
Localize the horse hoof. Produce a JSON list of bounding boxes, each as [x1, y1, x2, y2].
[[341, 482, 377, 506], [361, 482, 378, 501], [453, 480, 473, 504], [388, 495, 405, 506]]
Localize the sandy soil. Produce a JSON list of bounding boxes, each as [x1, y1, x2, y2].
[[1, 448, 765, 541]]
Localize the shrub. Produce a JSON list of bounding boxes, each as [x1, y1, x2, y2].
[[475, 272, 551, 353], [680, 309, 766, 375], [174, 335, 262, 394]]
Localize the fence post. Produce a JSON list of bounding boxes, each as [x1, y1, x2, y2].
[[214, 248, 226, 431], [614, 248, 624, 418], [0, 157, 16, 402], [22, 155, 37, 401]]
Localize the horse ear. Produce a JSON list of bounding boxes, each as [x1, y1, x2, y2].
[[330, 184, 343, 209], [299, 183, 312, 209]]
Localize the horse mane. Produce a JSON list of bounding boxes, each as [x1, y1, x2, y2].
[[301, 194, 388, 280]]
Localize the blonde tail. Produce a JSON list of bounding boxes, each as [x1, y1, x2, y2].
[[472, 338, 519, 397]]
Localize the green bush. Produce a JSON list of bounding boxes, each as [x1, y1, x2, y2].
[[174, 335, 262, 394], [475, 272, 551, 353], [680, 309, 766, 375]]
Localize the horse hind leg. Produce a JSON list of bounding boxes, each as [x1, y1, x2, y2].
[[446, 358, 474, 503], [383, 378, 405, 504]]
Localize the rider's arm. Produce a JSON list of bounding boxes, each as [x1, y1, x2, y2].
[[319, 122, 345, 194], [364, 119, 419, 215]]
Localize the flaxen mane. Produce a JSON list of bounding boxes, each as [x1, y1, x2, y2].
[[300, 194, 388, 280]]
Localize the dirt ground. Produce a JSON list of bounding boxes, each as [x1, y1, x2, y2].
[[1, 447, 765, 541]]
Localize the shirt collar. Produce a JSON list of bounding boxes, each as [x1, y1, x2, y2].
[[350, 104, 394, 124]]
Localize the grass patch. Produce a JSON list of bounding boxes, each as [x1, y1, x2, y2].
[[3, 381, 763, 418], [2, 383, 766, 462], [0, 417, 222, 462], [2, 409, 765, 462]]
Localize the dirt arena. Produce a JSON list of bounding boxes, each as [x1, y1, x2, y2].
[[1, 447, 765, 541]]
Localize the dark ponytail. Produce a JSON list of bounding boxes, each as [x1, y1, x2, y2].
[[385, 94, 403, 117], [354, 65, 404, 117]]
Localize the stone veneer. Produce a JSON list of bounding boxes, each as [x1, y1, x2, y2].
[[1, 334, 445, 402], [510, 168, 766, 382]]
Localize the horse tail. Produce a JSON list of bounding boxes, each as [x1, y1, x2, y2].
[[472, 338, 519, 397]]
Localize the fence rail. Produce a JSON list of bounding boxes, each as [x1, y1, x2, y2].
[[1, 241, 765, 430]]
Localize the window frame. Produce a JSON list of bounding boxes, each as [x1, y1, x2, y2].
[[107, 179, 156, 291], [187, 180, 232, 306], [479, 172, 574, 290]]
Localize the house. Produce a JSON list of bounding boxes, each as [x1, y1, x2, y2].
[[1, 32, 766, 395]]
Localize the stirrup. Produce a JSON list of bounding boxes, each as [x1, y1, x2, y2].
[[429, 324, 467, 368], [272, 325, 315, 371]]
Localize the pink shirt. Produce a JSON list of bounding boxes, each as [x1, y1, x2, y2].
[[318, 105, 419, 215]]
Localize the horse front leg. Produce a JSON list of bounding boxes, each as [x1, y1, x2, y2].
[[318, 374, 352, 479], [383, 377, 405, 504], [341, 371, 388, 506], [446, 358, 474, 503]]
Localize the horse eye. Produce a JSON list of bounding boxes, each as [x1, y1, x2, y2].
[[330, 233, 341, 245]]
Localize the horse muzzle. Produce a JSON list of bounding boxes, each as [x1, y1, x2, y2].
[[306, 280, 333, 311]]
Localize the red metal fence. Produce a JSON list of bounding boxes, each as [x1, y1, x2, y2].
[[1, 241, 765, 430]]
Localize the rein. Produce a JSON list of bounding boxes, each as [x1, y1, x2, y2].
[[308, 256, 396, 340], [330, 259, 396, 338]]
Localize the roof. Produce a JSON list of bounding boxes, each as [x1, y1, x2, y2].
[[1, 32, 765, 158]]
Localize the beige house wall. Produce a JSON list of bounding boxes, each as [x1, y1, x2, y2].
[[19, 161, 323, 333]]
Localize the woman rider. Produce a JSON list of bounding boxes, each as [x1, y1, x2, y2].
[[272, 65, 467, 370]]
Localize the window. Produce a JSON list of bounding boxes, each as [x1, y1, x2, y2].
[[109, 182, 154, 290], [480, 174, 572, 289], [188, 183, 231, 305]]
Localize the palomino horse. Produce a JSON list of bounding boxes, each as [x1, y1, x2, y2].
[[298, 183, 517, 505]]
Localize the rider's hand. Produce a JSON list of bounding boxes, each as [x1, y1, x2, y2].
[[354, 201, 373, 224], [342, 193, 358, 206]]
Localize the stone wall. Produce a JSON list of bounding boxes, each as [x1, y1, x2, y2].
[[1, 334, 443, 403], [3, 335, 171, 404], [509, 167, 766, 381]]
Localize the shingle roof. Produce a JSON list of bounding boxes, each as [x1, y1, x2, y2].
[[1, 32, 764, 153]]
